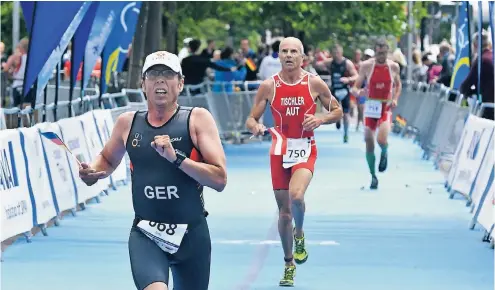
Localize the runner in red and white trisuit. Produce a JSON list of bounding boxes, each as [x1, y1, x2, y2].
[[351, 38, 402, 190], [246, 37, 342, 287]]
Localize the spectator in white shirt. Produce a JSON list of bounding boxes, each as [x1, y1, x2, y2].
[[258, 40, 282, 80], [178, 37, 193, 62]]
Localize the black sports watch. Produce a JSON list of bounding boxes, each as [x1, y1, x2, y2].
[[173, 149, 187, 168]]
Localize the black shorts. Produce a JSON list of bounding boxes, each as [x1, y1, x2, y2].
[[128, 217, 211, 290], [13, 86, 35, 107], [338, 95, 351, 113]]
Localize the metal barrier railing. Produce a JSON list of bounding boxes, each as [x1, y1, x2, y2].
[[477, 102, 495, 118], [3, 78, 491, 148], [391, 81, 492, 171], [0, 87, 137, 128], [175, 80, 263, 143]]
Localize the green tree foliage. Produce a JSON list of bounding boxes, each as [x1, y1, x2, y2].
[[172, 1, 428, 51], [1, 1, 429, 54], [1, 2, 28, 54]]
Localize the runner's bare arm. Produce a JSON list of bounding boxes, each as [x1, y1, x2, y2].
[[346, 60, 359, 83], [245, 79, 272, 135], [390, 62, 402, 102], [79, 112, 133, 185], [310, 75, 343, 124], [351, 61, 369, 96], [181, 107, 227, 192], [313, 58, 332, 71]]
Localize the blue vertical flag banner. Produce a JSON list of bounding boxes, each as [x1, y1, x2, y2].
[[35, 2, 91, 104], [70, 2, 100, 94], [490, 2, 494, 72], [101, 1, 142, 94], [82, 2, 126, 90], [22, 1, 87, 98], [20, 1, 35, 33], [477, 1, 483, 102], [451, 1, 472, 90]]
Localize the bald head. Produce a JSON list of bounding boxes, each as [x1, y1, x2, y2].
[[280, 37, 304, 55], [279, 37, 305, 72]]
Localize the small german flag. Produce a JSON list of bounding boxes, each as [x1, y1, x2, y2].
[[395, 115, 407, 127], [245, 58, 257, 71]]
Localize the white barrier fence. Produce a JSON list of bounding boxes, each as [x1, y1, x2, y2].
[[444, 114, 495, 243], [1, 79, 492, 251], [0, 109, 128, 243], [395, 81, 495, 247]]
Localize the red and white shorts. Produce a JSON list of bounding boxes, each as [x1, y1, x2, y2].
[[364, 103, 392, 131], [269, 140, 317, 190]]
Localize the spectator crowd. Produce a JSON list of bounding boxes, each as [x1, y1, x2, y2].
[[1, 31, 493, 127]]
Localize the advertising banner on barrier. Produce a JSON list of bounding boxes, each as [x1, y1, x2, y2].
[[78, 112, 109, 193], [473, 167, 494, 235], [57, 118, 100, 203], [0, 129, 34, 241], [92, 109, 127, 182], [0, 105, 5, 130], [446, 124, 467, 188], [450, 115, 494, 196], [18, 127, 57, 226], [470, 134, 494, 209], [37, 122, 78, 213]]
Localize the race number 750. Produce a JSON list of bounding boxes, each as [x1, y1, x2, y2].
[[288, 149, 306, 158]]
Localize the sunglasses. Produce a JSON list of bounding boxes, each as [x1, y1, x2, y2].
[[145, 69, 179, 80]]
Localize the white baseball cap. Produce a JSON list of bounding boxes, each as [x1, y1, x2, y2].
[[142, 51, 182, 77], [364, 48, 375, 57]]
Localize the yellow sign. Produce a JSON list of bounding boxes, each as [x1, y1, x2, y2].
[[105, 48, 120, 85]]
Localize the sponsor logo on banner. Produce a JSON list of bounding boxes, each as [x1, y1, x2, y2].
[[79, 112, 108, 193], [451, 115, 495, 196], [470, 133, 495, 208], [19, 128, 58, 225], [0, 141, 19, 190], [36, 123, 78, 213], [66, 137, 86, 164], [467, 128, 485, 160], [92, 109, 127, 182], [473, 167, 494, 233], [54, 149, 69, 183], [5, 199, 29, 221], [58, 117, 101, 202], [0, 130, 34, 241]]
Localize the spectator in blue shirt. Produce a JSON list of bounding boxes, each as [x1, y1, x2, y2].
[[212, 47, 246, 93]]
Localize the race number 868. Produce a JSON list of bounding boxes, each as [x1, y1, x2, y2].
[[149, 221, 177, 235]]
